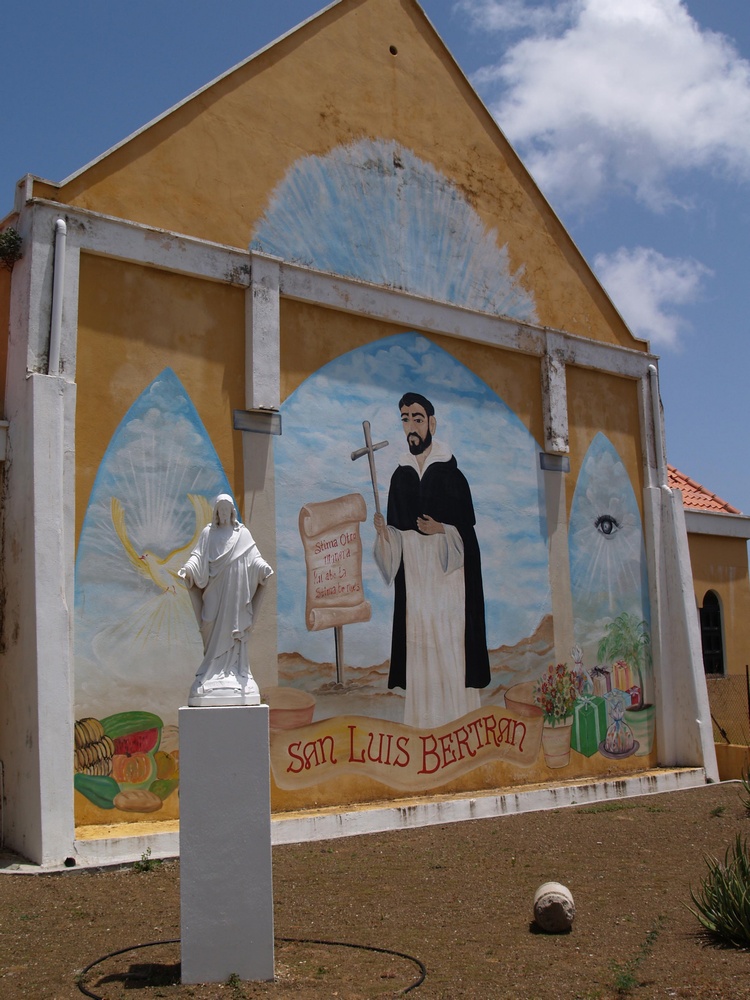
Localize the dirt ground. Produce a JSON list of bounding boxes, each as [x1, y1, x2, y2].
[[2, 782, 750, 999]]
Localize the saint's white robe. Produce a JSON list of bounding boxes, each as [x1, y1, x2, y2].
[[374, 444, 481, 729]]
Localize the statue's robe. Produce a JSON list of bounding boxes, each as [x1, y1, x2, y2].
[[182, 521, 273, 700]]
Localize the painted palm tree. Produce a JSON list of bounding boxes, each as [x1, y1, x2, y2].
[[597, 613, 652, 707]]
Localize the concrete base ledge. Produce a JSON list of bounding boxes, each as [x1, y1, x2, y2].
[[269, 766, 709, 845], [2, 766, 710, 872]]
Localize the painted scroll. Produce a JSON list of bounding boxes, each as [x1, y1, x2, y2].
[[299, 493, 371, 631]]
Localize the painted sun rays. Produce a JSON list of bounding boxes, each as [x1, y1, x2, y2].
[[75, 368, 231, 721], [251, 138, 538, 323]]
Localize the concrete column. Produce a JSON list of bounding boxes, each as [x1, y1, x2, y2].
[[542, 459, 574, 664], [0, 202, 78, 864], [246, 254, 280, 411], [180, 705, 274, 984], [540, 343, 573, 663], [541, 345, 569, 455], [640, 368, 717, 779], [242, 255, 282, 691]]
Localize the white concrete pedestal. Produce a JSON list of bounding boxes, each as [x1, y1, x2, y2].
[[179, 705, 274, 983]]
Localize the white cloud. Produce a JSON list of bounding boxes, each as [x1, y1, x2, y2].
[[593, 246, 711, 348], [462, 0, 750, 210], [458, 0, 576, 33]]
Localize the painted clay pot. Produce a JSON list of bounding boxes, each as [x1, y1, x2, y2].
[[504, 681, 544, 719], [542, 720, 573, 768], [624, 703, 655, 755], [263, 685, 316, 732]]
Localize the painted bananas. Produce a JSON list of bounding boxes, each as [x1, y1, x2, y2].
[[74, 717, 115, 776]]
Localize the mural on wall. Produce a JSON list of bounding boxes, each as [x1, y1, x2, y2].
[[567, 433, 654, 760], [74, 367, 232, 822], [71, 356, 657, 820], [271, 338, 658, 790], [251, 138, 538, 323], [270, 332, 557, 789]]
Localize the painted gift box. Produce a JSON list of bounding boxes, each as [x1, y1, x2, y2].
[[571, 695, 608, 757], [589, 666, 612, 697], [612, 660, 636, 692]]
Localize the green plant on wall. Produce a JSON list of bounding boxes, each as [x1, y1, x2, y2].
[[0, 228, 22, 270], [597, 613, 652, 702]]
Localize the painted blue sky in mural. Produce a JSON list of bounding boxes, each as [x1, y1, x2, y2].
[[569, 432, 650, 666], [276, 332, 551, 668], [252, 138, 538, 322], [75, 368, 231, 721]]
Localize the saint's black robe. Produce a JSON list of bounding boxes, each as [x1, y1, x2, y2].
[[386, 455, 491, 691]]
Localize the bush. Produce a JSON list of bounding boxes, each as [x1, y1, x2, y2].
[[0, 228, 22, 270], [739, 768, 750, 814], [689, 834, 750, 947]]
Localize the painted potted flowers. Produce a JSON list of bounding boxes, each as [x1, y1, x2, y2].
[[533, 663, 585, 768]]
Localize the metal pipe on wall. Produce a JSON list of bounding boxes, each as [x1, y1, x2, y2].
[[48, 218, 67, 375]]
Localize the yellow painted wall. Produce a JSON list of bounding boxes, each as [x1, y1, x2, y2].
[[688, 532, 750, 676], [65, 0, 659, 826], [280, 299, 544, 444], [36, 0, 645, 353], [565, 366, 645, 518], [75, 254, 245, 545]]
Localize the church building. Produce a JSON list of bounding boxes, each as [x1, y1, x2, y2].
[[0, 0, 717, 866]]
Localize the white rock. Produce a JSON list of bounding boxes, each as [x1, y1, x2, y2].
[[533, 881, 575, 933]]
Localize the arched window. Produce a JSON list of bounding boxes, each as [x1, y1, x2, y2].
[[700, 590, 724, 675]]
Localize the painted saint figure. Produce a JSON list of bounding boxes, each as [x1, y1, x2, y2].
[[180, 494, 273, 706], [373, 393, 490, 728]]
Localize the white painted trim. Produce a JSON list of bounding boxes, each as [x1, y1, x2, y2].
[[20, 766, 703, 870], [20, 208, 58, 370], [29, 201, 250, 286], [647, 483, 719, 780], [277, 260, 656, 376], [48, 219, 67, 375], [246, 254, 280, 410], [32, 375, 77, 865], [684, 509, 750, 539], [637, 372, 658, 489], [25, 200, 658, 381], [541, 345, 568, 454], [648, 365, 669, 489]]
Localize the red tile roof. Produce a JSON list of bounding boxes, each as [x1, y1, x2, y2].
[[668, 465, 742, 514]]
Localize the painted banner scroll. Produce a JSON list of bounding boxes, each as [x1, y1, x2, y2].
[[299, 493, 371, 631], [270, 705, 543, 792]]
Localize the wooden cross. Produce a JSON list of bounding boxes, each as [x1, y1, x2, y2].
[[351, 420, 389, 515]]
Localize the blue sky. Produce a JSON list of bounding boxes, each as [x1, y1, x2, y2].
[[3, 0, 750, 513]]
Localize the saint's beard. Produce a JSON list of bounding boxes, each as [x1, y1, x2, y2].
[[407, 428, 432, 455]]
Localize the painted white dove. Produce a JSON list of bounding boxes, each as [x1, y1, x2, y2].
[[111, 493, 212, 593]]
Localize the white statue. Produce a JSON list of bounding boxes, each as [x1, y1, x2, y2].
[[179, 494, 273, 707]]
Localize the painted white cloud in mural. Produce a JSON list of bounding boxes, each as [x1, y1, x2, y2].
[[251, 138, 537, 322], [75, 369, 232, 723], [275, 333, 551, 671], [568, 432, 650, 664]]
